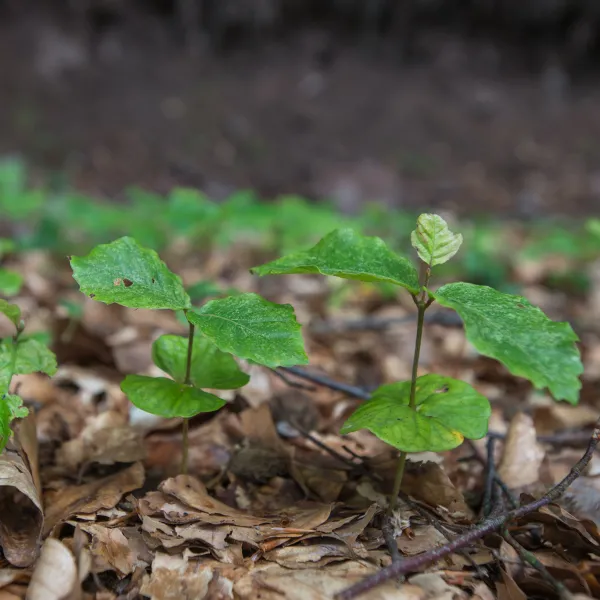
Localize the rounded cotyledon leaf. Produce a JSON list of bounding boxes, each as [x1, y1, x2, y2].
[[70, 237, 191, 310], [186, 293, 308, 368], [411, 213, 463, 267], [0, 299, 21, 330], [341, 374, 491, 453], [121, 375, 226, 418], [432, 282, 583, 404], [251, 228, 420, 293], [152, 333, 249, 390]]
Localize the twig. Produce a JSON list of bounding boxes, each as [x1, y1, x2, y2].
[[381, 516, 403, 565], [336, 417, 600, 600], [501, 527, 573, 600], [482, 437, 498, 518], [278, 366, 371, 400], [270, 368, 317, 391]]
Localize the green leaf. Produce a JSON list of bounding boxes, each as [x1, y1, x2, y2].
[[0, 238, 16, 259], [0, 338, 58, 378], [152, 334, 249, 390], [341, 374, 491, 452], [411, 213, 463, 267], [0, 300, 21, 329], [433, 282, 583, 403], [251, 229, 420, 293], [0, 394, 28, 452], [121, 375, 226, 418], [186, 293, 308, 368], [0, 268, 23, 296], [70, 237, 191, 310]]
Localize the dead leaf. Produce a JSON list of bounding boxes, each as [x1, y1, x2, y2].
[[409, 573, 468, 599], [0, 417, 43, 567], [27, 539, 79, 600], [80, 525, 136, 576], [498, 413, 545, 489], [44, 462, 144, 534], [496, 568, 527, 600]]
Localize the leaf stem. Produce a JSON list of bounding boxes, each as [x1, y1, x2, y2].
[[387, 450, 407, 513], [180, 315, 195, 475]]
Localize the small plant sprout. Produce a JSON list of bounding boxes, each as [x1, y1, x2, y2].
[[0, 299, 57, 452], [252, 214, 583, 510], [70, 237, 308, 473]]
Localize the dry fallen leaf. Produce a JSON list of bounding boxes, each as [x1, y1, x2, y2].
[[27, 539, 79, 600], [498, 412, 545, 489]]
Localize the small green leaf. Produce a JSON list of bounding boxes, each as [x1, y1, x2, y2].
[[0, 394, 28, 452], [411, 213, 463, 267], [70, 237, 191, 310], [341, 374, 491, 452], [0, 239, 16, 259], [121, 375, 226, 418], [187, 293, 308, 368], [0, 268, 23, 296], [0, 300, 21, 329], [251, 229, 419, 293], [152, 334, 249, 390], [433, 282, 583, 403], [0, 338, 57, 378]]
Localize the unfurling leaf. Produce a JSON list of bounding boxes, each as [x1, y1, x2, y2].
[[121, 375, 226, 418], [341, 374, 490, 452], [433, 282, 582, 404], [70, 237, 191, 310], [0, 338, 57, 380], [0, 394, 28, 452], [152, 334, 249, 390], [186, 293, 307, 368], [0, 300, 21, 330], [251, 229, 420, 293], [411, 213, 462, 267]]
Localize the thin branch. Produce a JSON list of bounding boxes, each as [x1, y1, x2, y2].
[[278, 366, 371, 400], [270, 367, 317, 391], [381, 516, 403, 565], [336, 417, 600, 600]]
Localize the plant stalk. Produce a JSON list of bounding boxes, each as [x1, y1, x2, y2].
[[180, 316, 195, 475], [389, 267, 431, 512]]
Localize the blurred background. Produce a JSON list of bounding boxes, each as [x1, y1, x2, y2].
[[2, 0, 600, 217]]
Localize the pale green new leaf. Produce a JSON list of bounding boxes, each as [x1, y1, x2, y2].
[[0, 338, 57, 379], [0, 300, 21, 330], [411, 213, 462, 267], [152, 334, 249, 390], [433, 282, 582, 403], [121, 375, 225, 418], [0, 268, 23, 296], [0, 394, 28, 452], [187, 293, 308, 368], [251, 229, 420, 293], [70, 237, 191, 310], [341, 374, 490, 452]]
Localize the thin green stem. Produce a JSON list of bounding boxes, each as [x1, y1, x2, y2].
[[180, 315, 195, 475], [408, 301, 426, 410], [387, 450, 407, 513]]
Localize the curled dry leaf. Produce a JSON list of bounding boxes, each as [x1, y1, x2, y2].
[[0, 416, 43, 568], [79, 524, 136, 576], [498, 412, 545, 489], [27, 539, 78, 600], [44, 462, 144, 535]]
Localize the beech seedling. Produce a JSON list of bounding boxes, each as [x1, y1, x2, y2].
[[252, 214, 583, 507], [70, 236, 307, 472]]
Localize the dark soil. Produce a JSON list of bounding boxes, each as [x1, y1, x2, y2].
[[2, 9, 600, 217]]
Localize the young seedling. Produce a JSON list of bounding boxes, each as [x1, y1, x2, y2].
[[0, 299, 57, 451], [252, 215, 583, 510], [70, 237, 308, 473]]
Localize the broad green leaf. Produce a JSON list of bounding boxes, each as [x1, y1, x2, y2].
[[251, 229, 420, 293], [341, 374, 491, 452], [433, 282, 582, 403], [0, 338, 57, 379], [0, 300, 20, 329], [152, 334, 249, 390], [186, 293, 308, 368], [70, 237, 191, 310], [411, 213, 462, 267], [121, 375, 225, 418], [0, 394, 28, 452], [0, 268, 23, 296]]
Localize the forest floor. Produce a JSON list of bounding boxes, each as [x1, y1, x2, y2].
[[2, 228, 600, 599]]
